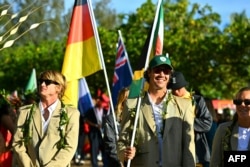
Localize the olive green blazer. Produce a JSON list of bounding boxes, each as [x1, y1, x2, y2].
[[210, 121, 247, 167], [118, 93, 196, 167]]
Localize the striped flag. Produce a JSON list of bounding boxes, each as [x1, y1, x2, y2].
[[78, 78, 94, 115], [129, 1, 164, 98], [112, 30, 133, 107], [61, 0, 103, 107], [154, 4, 164, 55]]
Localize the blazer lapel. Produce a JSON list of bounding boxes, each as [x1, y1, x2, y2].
[[141, 93, 177, 138], [162, 99, 177, 138], [141, 96, 156, 134], [231, 122, 239, 150], [33, 105, 43, 139]]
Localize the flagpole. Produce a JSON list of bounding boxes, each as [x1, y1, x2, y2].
[[87, 0, 103, 69], [144, 0, 163, 69], [118, 30, 133, 77], [87, 0, 118, 138], [126, 0, 163, 166]]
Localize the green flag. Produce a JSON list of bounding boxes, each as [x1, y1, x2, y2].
[[25, 68, 37, 93]]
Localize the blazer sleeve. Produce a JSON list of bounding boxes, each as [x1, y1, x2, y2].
[[180, 99, 196, 166], [12, 105, 35, 167], [117, 98, 137, 163], [193, 95, 213, 132], [210, 123, 229, 167], [103, 114, 121, 166]]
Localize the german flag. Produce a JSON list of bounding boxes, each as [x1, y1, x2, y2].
[[62, 0, 103, 106]]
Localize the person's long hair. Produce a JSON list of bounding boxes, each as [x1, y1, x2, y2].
[[115, 87, 129, 122]]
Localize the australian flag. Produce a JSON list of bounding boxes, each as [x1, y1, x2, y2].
[[112, 32, 133, 107]]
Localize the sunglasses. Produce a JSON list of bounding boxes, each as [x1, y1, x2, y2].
[[153, 67, 171, 75], [233, 99, 250, 106], [38, 79, 59, 86]]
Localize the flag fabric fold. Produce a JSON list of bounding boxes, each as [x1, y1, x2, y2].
[[112, 31, 133, 107], [62, 0, 103, 107], [25, 68, 37, 93]]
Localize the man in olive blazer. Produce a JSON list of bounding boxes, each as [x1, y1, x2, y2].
[[13, 101, 79, 167], [118, 94, 196, 167], [12, 70, 79, 167], [117, 55, 196, 167]]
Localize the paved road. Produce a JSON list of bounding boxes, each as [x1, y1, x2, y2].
[[71, 154, 103, 167], [71, 159, 92, 167]]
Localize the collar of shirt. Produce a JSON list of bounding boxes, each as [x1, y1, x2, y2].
[[39, 99, 59, 116], [182, 91, 191, 99]]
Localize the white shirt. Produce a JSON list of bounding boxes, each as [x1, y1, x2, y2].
[[238, 126, 250, 151], [39, 99, 59, 134], [148, 92, 168, 166], [95, 107, 103, 125]]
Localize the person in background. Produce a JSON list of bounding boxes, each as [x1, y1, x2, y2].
[[168, 71, 212, 167], [12, 70, 79, 167], [204, 98, 218, 156], [210, 86, 250, 166], [103, 87, 129, 167], [74, 114, 87, 165], [0, 92, 20, 167], [118, 55, 196, 167], [115, 87, 130, 124], [222, 108, 232, 122], [85, 94, 109, 167]]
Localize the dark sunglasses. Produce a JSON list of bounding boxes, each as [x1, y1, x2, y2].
[[38, 79, 59, 86], [153, 67, 171, 75], [233, 99, 250, 106]]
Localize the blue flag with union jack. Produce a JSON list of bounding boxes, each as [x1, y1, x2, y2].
[[112, 32, 133, 107]]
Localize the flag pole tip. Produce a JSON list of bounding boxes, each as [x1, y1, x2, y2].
[[165, 53, 169, 58]]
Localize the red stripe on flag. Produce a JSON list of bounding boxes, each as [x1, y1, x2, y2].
[[67, 4, 94, 44], [115, 59, 127, 68], [116, 44, 124, 59], [155, 36, 163, 55]]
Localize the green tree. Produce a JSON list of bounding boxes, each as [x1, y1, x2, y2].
[[118, 0, 250, 99], [0, 39, 65, 91], [93, 0, 121, 29]]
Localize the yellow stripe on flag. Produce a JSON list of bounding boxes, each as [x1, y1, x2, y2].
[[133, 69, 145, 80], [62, 80, 78, 107], [62, 37, 102, 81]]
